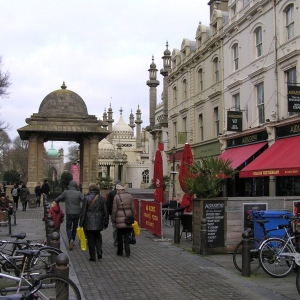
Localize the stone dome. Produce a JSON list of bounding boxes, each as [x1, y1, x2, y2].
[[112, 115, 134, 139], [98, 138, 115, 159], [38, 82, 88, 116], [47, 142, 58, 157]]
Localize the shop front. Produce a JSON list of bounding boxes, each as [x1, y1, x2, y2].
[[240, 122, 300, 196]]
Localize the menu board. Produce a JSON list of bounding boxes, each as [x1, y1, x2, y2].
[[203, 200, 225, 248]]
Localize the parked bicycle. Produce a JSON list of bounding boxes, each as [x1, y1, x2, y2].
[[258, 216, 300, 278], [0, 249, 81, 299], [232, 219, 287, 273], [0, 232, 62, 277]]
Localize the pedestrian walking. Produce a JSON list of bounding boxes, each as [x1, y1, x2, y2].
[[111, 183, 135, 257], [11, 183, 20, 210], [35, 182, 42, 207], [19, 183, 30, 211], [79, 184, 108, 261], [55, 180, 83, 250], [41, 180, 50, 203], [106, 180, 120, 246], [49, 201, 64, 232]]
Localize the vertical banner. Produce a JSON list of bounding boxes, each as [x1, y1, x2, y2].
[[71, 164, 80, 185], [288, 85, 300, 113], [140, 200, 162, 236], [158, 143, 164, 151], [227, 111, 242, 132], [178, 132, 187, 144]]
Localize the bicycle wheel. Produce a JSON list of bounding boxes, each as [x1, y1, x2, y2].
[[232, 238, 261, 273], [259, 237, 294, 278], [29, 247, 62, 276], [36, 274, 81, 300]]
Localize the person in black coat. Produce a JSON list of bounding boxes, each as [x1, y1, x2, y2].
[[106, 180, 120, 246], [79, 184, 108, 261], [41, 180, 50, 203], [35, 182, 42, 207]]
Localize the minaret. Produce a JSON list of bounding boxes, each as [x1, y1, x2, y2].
[[160, 42, 171, 127], [146, 56, 159, 129], [107, 103, 114, 143], [128, 109, 135, 130], [135, 105, 143, 148], [102, 108, 108, 128]]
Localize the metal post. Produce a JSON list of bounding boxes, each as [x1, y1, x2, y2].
[[242, 230, 251, 277], [13, 208, 16, 225], [200, 218, 208, 255], [174, 213, 181, 244], [47, 221, 55, 246], [50, 232, 60, 265], [55, 253, 69, 300]]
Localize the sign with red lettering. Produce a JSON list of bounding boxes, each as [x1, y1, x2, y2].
[[140, 200, 162, 236]]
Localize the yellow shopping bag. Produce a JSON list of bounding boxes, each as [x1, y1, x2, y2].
[[132, 221, 140, 236], [76, 227, 87, 251]]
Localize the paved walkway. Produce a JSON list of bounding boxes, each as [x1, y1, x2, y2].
[[1, 205, 299, 299]]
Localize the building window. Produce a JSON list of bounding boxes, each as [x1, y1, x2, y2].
[[233, 93, 240, 111], [142, 169, 149, 184], [173, 86, 177, 106], [231, 3, 236, 16], [286, 5, 294, 40], [255, 27, 262, 57], [233, 44, 239, 71], [183, 117, 187, 132], [183, 79, 187, 100], [214, 107, 220, 136], [173, 122, 177, 146], [198, 68, 203, 91], [257, 83, 264, 124], [286, 67, 297, 116], [199, 114, 204, 141], [213, 23, 217, 34], [214, 58, 219, 83]]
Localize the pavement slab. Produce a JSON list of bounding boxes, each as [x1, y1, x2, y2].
[[0, 205, 299, 299]]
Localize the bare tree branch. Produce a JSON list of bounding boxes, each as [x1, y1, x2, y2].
[[0, 57, 11, 98]]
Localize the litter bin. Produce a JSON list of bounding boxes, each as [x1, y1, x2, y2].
[[251, 210, 293, 241], [28, 198, 37, 209]]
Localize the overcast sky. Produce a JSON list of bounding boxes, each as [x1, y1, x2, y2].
[[0, 0, 210, 159]]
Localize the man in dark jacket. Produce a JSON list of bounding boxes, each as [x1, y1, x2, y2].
[[106, 180, 120, 246], [55, 180, 83, 250], [41, 180, 50, 203]]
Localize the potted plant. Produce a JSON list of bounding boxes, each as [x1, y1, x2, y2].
[[184, 157, 237, 198]]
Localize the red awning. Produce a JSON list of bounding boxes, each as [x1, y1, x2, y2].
[[239, 136, 300, 177], [218, 142, 267, 169]]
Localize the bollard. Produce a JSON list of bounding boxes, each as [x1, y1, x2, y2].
[[295, 224, 300, 252], [242, 230, 251, 277], [55, 253, 69, 300], [47, 221, 55, 246], [50, 231, 61, 250], [50, 232, 60, 265], [45, 213, 52, 233], [174, 213, 181, 244], [200, 218, 208, 255], [13, 208, 16, 226]]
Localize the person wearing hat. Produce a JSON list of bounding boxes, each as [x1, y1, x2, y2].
[[106, 180, 120, 246], [111, 183, 135, 257]]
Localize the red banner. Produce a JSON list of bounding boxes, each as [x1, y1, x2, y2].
[[140, 200, 162, 236], [71, 165, 80, 185]]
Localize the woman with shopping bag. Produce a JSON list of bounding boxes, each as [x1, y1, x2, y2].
[[79, 184, 108, 261]]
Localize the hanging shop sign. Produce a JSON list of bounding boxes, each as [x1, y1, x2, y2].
[[287, 85, 300, 113], [227, 111, 242, 132]]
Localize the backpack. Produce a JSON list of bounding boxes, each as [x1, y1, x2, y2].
[[12, 188, 18, 197]]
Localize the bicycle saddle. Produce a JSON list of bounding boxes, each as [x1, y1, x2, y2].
[[15, 249, 40, 257], [10, 232, 26, 240]]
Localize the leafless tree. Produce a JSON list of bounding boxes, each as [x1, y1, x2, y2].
[[67, 143, 79, 163], [0, 56, 11, 98]]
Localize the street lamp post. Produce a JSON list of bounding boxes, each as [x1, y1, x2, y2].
[[171, 146, 176, 199]]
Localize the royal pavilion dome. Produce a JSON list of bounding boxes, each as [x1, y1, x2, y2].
[[47, 142, 59, 158], [112, 114, 134, 139], [98, 138, 115, 159]]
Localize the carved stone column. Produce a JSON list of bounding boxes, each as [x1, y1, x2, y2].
[[81, 138, 90, 194], [27, 135, 38, 193], [89, 135, 99, 184]]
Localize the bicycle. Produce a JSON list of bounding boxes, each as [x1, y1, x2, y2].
[[232, 219, 286, 273], [0, 233, 62, 277], [0, 249, 81, 299], [258, 216, 300, 278]]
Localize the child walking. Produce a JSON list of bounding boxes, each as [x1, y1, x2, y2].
[[49, 201, 64, 232]]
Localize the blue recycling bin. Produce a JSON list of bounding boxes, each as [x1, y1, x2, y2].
[[251, 210, 293, 241]]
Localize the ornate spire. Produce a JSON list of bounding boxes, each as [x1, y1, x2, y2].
[[61, 81, 67, 89], [120, 107, 123, 115]]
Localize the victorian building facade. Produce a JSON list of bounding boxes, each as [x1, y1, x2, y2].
[[147, 0, 300, 198]]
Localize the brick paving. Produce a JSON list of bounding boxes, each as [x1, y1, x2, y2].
[[1, 205, 299, 299]]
